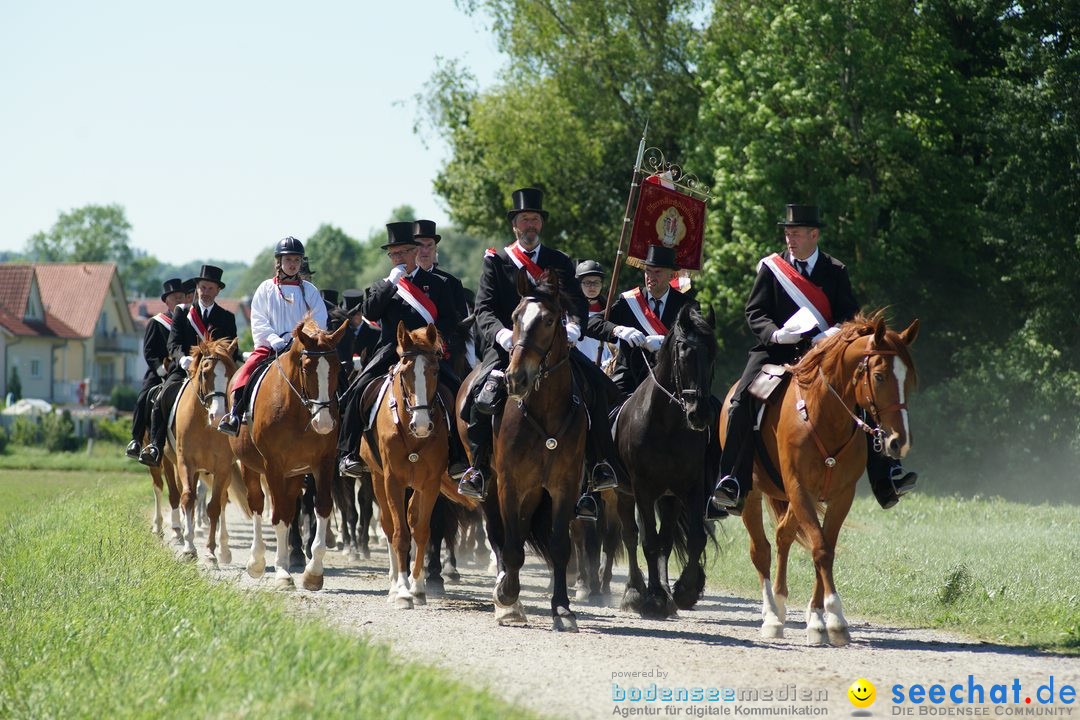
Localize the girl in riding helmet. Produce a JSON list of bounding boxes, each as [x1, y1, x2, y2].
[[217, 236, 328, 435]]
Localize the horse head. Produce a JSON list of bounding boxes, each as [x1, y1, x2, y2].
[[851, 314, 919, 459], [657, 304, 718, 431], [507, 269, 567, 401], [394, 321, 443, 438], [291, 317, 350, 435], [190, 337, 238, 426]]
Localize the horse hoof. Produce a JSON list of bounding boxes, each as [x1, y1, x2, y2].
[[289, 552, 307, 572], [204, 554, 219, 568], [761, 622, 785, 639], [445, 569, 460, 582], [218, 549, 232, 566], [552, 607, 579, 633], [394, 595, 413, 610], [672, 581, 702, 611], [347, 551, 361, 563], [361, 547, 371, 560], [181, 547, 197, 561], [640, 593, 677, 620], [495, 602, 527, 626], [620, 588, 644, 613], [806, 627, 829, 646], [426, 578, 445, 596], [246, 559, 266, 579], [302, 572, 324, 591], [412, 593, 427, 606], [828, 626, 851, 647], [172, 530, 184, 544], [575, 586, 591, 603], [274, 575, 296, 591]]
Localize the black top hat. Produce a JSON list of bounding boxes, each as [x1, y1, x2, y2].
[[300, 257, 315, 277], [192, 264, 226, 289], [381, 221, 419, 250], [181, 278, 197, 294], [413, 219, 441, 243], [507, 187, 549, 223], [642, 245, 680, 270], [777, 204, 824, 228], [321, 289, 339, 305], [575, 260, 604, 279], [341, 288, 364, 315], [160, 278, 184, 302]]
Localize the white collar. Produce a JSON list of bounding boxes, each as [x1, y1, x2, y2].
[[790, 247, 820, 275], [646, 287, 671, 308], [197, 301, 215, 314], [517, 242, 542, 258]]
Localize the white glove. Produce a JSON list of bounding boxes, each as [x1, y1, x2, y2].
[[644, 335, 664, 353], [613, 325, 647, 348], [495, 328, 514, 352], [385, 264, 407, 284], [352, 357, 364, 372], [771, 328, 802, 345], [270, 335, 288, 353], [179, 356, 193, 371], [811, 326, 841, 345], [565, 322, 582, 345], [155, 364, 167, 378]]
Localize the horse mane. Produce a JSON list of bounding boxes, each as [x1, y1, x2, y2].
[[793, 309, 917, 387], [191, 337, 237, 375], [527, 270, 574, 311], [674, 304, 717, 347]]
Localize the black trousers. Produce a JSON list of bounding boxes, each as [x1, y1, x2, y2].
[[148, 371, 186, 450], [131, 374, 163, 442]]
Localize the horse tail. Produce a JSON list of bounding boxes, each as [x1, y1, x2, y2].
[[524, 491, 554, 566], [656, 496, 718, 565], [764, 494, 823, 550], [438, 473, 479, 510], [227, 460, 252, 519]]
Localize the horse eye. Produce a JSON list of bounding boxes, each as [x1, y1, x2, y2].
[[873, 372, 885, 382]]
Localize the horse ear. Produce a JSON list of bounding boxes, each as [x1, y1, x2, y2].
[[227, 338, 238, 357], [424, 323, 438, 347], [295, 322, 311, 346], [516, 268, 529, 296], [548, 269, 560, 295], [329, 317, 350, 346], [873, 315, 887, 346], [396, 320, 410, 354], [899, 318, 920, 346]]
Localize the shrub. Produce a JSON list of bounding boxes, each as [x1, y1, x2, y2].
[[95, 416, 132, 445], [0, 425, 8, 454], [41, 410, 77, 452], [110, 384, 138, 412], [8, 366, 21, 402], [11, 417, 40, 446]]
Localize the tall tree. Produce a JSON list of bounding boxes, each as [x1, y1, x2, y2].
[[26, 204, 134, 267], [304, 224, 364, 295]]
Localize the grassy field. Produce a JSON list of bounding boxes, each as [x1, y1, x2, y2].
[[0, 442, 140, 474], [0, 467, 535, 720], [704, 491, 1080, 652]]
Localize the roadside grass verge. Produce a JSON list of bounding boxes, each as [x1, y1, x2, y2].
[[705, 492, 1080, 652], [0, 472, 537, 720], [0, 443, 141, 474]]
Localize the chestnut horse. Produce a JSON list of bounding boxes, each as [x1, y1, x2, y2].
[[360, 322, 476, 608], [721, 311, 918, 645], [230, 317, 349, 590], [174, 337, 247, 563], [456, 270, 586, 631]]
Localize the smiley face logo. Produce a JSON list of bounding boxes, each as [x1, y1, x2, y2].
[[848, 679, 876, 708]]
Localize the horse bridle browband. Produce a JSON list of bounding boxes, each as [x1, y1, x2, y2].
[[639, 334, 710, 424]]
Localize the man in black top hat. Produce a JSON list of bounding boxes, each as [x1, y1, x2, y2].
[[341, 288, 380, 367], [139, 264, 239, 467], [458, 187, 628, 520], [337, 223, 462, 477], [413, 219, 472, 368], [709, 204, 917, 515], [125, 278, 186, 459]]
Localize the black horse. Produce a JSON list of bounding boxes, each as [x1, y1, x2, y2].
[[615, 304, 718, 618]]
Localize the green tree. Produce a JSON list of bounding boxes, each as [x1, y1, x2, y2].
[[304, 225, 364, 294], [26, 204, 134, 266]]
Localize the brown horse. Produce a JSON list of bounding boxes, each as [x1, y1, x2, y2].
[[721, 311, 918, 645], [230, 317, 349, 590], [360, 322, 476, 608], [145, 426, 182, 543], [174, 337, 246, 563], [456, 270, 586, 631]]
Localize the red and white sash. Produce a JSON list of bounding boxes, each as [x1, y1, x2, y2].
[[188, 305, 210, 340], [622, 287, 668, 335], [505, 242, 544, 286], [151, 312, 173, 330], [759, 253, 833, 330], [669, 275, 692, 293], [395, 277, 438, 325]]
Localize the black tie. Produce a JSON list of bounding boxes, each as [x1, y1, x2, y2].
[[526, 250, 536, 262], [652, 298, 662, 318], [796, 260, 809, 278], [202, 308, 210, 325]]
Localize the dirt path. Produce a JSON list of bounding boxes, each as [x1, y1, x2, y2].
[[178, 504, 1079, 719]]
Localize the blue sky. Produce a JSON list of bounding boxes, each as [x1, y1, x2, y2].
[[0, 1, 503, 265]]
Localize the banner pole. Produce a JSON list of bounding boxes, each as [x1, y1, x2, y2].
[[596, 123, 648, 364]]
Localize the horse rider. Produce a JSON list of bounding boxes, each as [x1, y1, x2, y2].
[[457, 187, 628, 521], [574, 259, 614, 368], [342, 288, 381, 368], [710, 204, 918, 515], [336, 222, 462, 478], [217, 237, 328, 436], [181, 278, 196, 306], [140, 265, 238, 466], [125, 278, 186, 459]]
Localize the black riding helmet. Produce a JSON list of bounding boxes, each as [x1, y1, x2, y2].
[[274, 236, 305, 257], [575, 259, 604, 279]]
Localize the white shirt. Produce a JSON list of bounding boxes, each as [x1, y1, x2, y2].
[[789, 247, 820, 276], [645, 287, 671, 322], [250, 278, 328, 349]]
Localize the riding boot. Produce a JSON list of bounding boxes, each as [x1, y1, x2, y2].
[[711, 396, 753, 515], [139, 393, 167, 467], [704, 399, 728, 521], [216, 388, 245, 436], [129, 384, 154, 456], [439, 384, 468, 480], [583, 395, 631, 495], [459, 395, 493, 500], [865, 433, 918, 509], [337, 382, 368, 478]]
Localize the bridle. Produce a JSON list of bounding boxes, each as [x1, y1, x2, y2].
[[510, 296, 580, 449], [194, 353, 229, 412], [276, 346, 339, 417], [511, 297, 571, 394], [388, 348, 443, 435], [640, 332, 711, 426]]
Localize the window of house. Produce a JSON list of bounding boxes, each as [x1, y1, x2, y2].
[[30, 359, 41, 378]]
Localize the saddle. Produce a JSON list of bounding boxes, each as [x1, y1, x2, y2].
[[241, 355, 278, 424], [748, 363, 790, 405]]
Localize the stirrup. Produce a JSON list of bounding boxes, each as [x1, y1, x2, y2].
[[216, 414, 240, 437], [138, 445, 162, 468], [710, 475, 740, 509], [458, 467, 487, 500], [891, 467, 918, 496], [589, 461, 618, 491], [125, 439, 141, 459], [574, 494, 599, 521], [338, 454, 368, 478]]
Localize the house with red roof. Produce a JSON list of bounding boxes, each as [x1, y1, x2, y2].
[[0, 263, 137, 404]]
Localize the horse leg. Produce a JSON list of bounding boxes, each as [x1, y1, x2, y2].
[[150, 467, 165, 537], [492, 489, 526, 626], [301, 461, 335, 592], [772, 498, 799, 628], [245, 469, 267, 579], [570, 520, 589, 603], [617, 490, 645, 613], [600, 492, 620, 596], [216, 477, 232, 566], [195, 478, 209, 534], [269, 476, 299, 590], [164, 460, 183, 544], [443, 514, 460, 582], [387, 484, 414, 609], [742, 489, 782, 638], [204, 471, 224, 565], [178, 463, 198, 559], [425, 496, 446, 595], [656, 495, 677, 593], [639, 494, 675, 619], [820, 484, 856, 646], [673, 485, 708, 612], [550, 491, 579, 633], [407, 486, 439, 606], [358, 472, 375, 558], [786, 487, 830, 645], [288, 498, 306, 571]]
